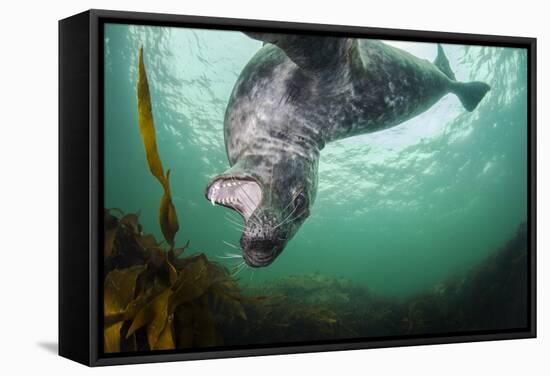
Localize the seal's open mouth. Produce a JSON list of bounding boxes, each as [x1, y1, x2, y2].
[[206, 178, 262, 221]]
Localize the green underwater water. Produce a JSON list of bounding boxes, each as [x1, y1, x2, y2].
[[103, 23, 528, 300]]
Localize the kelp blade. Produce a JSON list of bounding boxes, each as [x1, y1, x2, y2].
[[137, 47, 165, 185], [103, 265, 146, 352], [137, 47, 180, 247]]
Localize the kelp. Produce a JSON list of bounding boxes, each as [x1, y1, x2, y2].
[[137, 47, 179, 248], [103, 209, 248, 353], [103, 265, 146, 352], [102, 47, 248, 353]]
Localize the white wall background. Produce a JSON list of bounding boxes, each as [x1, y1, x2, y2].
[[0, 0, 546, 374]]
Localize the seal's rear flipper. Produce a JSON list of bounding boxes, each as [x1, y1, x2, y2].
[[434, 44, 456, 81], [434, 44, 490, 112], [452, 81, 491, 112]]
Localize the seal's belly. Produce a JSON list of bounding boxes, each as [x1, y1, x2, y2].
[[225, 41, 450, 147]]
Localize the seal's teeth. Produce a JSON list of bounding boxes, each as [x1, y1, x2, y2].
[[211, 194, 216, 206]]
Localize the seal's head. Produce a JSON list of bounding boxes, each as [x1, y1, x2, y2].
[[206, 154, 317, 267]]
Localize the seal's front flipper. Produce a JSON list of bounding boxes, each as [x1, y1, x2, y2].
[[434, 44, 456, 80], [452, 81, 491, 112], [244, 32, 352, 73]]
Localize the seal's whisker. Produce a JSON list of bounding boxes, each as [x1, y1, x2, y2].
[[269, 165, 274, 206], [233, 260, 245, 268], [280, 198, 295, 215], [223, 216, 253, 235], [287, 211, 306, 224], [226, 254, 243, 260], [273, 204, 299, 230], [272, 192, 303, 230], [246, 205, 262, 227], [221, 250, 242, 257], [225, 210, 244, 222], [225, 214, 245, 229], [217, 254, 242, 259], [232, 262, 247, 278], [226, 222, 245, 232], [225, 208, 244, 221], [274, 209, 305, 230], [249, 269, 256, 283], [231, 260, 246, 275], [225, 212, 244, 223], [223, 240, 240, 249], [225, 211, 243, 220], [227, 223, 251, 235], [227, 259, 243, 270]]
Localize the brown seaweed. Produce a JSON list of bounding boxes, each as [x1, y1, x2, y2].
[[102, 47, 247, 353], [137, 47, 179, 248], [103, 209, 249, 353]]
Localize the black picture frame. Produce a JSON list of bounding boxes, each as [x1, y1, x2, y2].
[[59, 9, 537, 366]]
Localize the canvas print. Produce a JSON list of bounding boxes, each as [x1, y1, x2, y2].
[[102, 23, 529, 354]]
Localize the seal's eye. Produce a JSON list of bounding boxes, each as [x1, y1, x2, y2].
[[293, 192, 307, 213]]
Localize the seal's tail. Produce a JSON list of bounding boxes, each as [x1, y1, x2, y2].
[[452, 81, 491, 112], [434, 44, 491, 112]]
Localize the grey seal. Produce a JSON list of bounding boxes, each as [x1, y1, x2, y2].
[[205, 34, 490, 267]]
